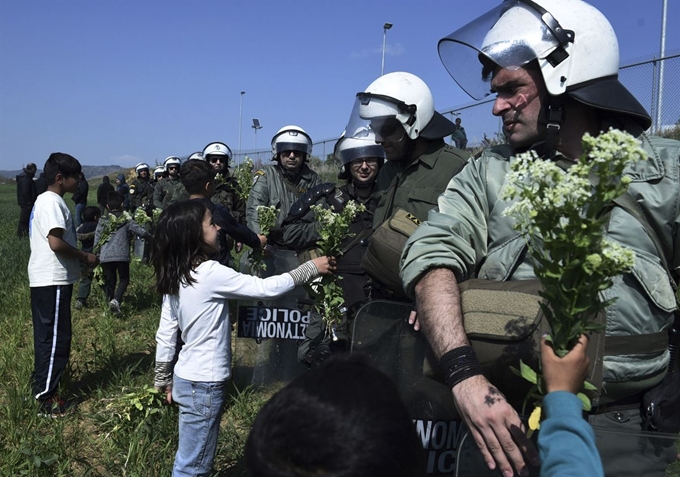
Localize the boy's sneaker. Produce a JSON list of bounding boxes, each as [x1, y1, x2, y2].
[[109, 299, 121, 314], [38, 396, 72, 418], [74, 299, 85, 310]]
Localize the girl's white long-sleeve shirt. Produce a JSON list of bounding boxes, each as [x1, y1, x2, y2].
[[155, 260, 298, 382]]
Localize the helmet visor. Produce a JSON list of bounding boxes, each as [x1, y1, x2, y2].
[[344, 96, 408, 145], [438, 0, 565, 100], [274, 142, 312, 156], [335, 130, 386, 166]]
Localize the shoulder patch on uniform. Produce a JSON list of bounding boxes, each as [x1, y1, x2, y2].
[[406, 213, 421, 225], [252, 170, 265, 186]]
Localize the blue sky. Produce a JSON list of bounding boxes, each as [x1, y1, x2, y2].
[[1, 0, 678, 170]]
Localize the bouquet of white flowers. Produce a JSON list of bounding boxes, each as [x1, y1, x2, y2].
[[500, 128, 646, 431], [306, 201, 365, 332]]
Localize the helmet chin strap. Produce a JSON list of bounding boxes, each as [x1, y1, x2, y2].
[[543, 95, 565, 154]]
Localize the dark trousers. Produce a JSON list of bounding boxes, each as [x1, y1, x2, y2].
[[590, 409, 678, 476], [17, 205, 32, 237], [31, 285, 73, 401], [101, 261, 130, 303]]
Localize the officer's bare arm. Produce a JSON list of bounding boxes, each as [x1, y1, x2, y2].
[[414, 267, 468, 357]]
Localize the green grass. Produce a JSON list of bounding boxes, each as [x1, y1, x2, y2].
[[0, 183, 269, 476]]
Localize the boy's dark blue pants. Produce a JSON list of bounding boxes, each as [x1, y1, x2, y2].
[[31, 285, 73, 401]]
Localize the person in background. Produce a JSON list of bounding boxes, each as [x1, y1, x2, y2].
[[450, 117, 468, 150], [202, 142, 246, 224], [539, 334, 604, 477], [28, 152, 99, 417], [71, 172, 88, 227], [129, 163, 154, 213], [153, 165, 166, 185], [34, 171, 48, 196], [97, 176, 114, 215], [152, 200, 335, 477], [154, 156, 188, 210], [244, 354, 424, 477], [16, 162, 37, 237], [74, 206, 101, 310], [115, 174, 130, 211], [180, 159, 266, 267], [94, 191, 151, 314]]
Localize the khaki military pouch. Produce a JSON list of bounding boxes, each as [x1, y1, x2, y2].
[[361, 208, 421, 296], [459, 278, 605, 405], [297, 247, 322, 264]]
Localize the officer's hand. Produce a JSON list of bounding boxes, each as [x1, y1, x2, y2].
[[452, 374, 539, 477], [257, 234, 267, 248], [541, 334, 589, 394]]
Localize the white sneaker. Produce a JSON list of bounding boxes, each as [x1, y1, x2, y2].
[[109, 299, 121, 314]]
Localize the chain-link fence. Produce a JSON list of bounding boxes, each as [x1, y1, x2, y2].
[[233, 49, 680, 163]]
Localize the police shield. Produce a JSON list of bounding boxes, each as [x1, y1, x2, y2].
[[232, 249, 310, 389], [351, 300, 504, 476]]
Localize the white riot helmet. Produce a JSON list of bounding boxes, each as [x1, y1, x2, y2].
[[438, 0, 650, 129], [154, 166, 165, 178], [202, 142, 233, 162], [336, 129, 386, 181], [271, 126, 313, 160], [335, 130, 386, 168], [188, 152, 203, 161], [135, 162, 150, 175], [164, 156, 181, 167], [348, 72, 456, 142]]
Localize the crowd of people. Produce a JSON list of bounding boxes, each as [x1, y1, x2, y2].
[[18, 0, 680, 475]]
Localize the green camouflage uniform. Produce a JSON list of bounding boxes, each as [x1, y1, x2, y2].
[[246, 163, 321, 236], [153, 176, 188, 210], [373, 140, 468, 227], [129, 177, 154, 211], [212, 170, 246, 224]]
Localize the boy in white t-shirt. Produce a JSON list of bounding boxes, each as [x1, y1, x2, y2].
[[28, 153, 99, 417]]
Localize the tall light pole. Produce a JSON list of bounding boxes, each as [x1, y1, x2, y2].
[[655, 0, 668, 133], [381, 22, 393, 76], [252, 118, 263, 161], [238, 91, 245, 165]]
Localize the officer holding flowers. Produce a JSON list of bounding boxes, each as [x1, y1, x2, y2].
[[282, 131, 384, 367], [400, 1, 680, 476], [245, 126, 321, 242]]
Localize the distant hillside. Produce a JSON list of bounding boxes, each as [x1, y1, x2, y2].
[[0, 165, 129, 182]]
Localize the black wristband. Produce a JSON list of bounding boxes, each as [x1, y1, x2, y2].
[[439, 346, 483, 389]]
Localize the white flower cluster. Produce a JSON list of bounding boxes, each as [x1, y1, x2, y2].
[[313, 205, 338, 227], [256, 205, 278, 236]]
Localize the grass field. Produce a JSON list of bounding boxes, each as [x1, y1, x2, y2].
[[0, 180, 269, 476]]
